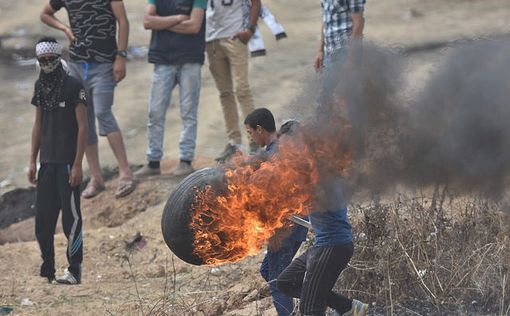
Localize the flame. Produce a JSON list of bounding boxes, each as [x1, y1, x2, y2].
[[191, 122, 352, 265]]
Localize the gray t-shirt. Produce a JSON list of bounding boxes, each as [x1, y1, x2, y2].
[[205, 0, 245, 42]]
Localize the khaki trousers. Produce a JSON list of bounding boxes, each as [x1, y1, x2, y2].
[[206, 38, 255, 144]]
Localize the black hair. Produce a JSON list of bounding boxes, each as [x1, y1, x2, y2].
[[244, 107, 276, 132], [37, 36, 58, 44], [277, 119, 301, 137]]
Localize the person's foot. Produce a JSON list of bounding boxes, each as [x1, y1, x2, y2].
[[215, 143, 239, 163], [46, 276, 56, 284], [339, 299, 369, 316], [115, 177, 137, 199], [81, 181, 105, 199], [172, 161, 194, 176], [56, 268, 81, 285], [134, 164, 161, 179]]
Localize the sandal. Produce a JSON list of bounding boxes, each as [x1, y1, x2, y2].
[[115, 177, 137, 199], [81, 181, 105, 199]]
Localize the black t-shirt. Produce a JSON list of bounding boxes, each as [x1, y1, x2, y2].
[[148, 0, 206, 65], [49, 0, 121, 63], [31, 75, 87, 164]]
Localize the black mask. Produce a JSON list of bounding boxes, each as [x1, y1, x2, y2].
[[33, 62, 66, 111]]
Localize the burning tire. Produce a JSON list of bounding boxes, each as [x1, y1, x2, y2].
[[161, 167, 226, 265]]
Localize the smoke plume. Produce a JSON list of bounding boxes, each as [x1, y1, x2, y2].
[[289, 38, 510, 201]]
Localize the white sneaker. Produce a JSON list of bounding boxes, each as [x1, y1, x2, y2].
[[56, 268, 81, 285], [338, 299, 369, 316]]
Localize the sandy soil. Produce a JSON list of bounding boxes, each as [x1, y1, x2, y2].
[[0, 0, 509, 315]]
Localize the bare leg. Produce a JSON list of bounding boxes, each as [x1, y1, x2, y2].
[[106, 131, 133, 179], [85, 144, 104, 186]]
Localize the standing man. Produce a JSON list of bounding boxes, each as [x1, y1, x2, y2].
[[206, 0, 261, 162], [314, 0, 365, 70], [41, 0, 137, 199], [29, 37, 87, 284], [135, 0, 207, 178]]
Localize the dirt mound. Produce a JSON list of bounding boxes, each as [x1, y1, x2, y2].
[[0, 187, 35, 230], [0, 158, 214, 245]]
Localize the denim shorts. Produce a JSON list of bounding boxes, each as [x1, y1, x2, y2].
[[69, 61, 119, 145]]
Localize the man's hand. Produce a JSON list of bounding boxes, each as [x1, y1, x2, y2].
[[113, 56, 127, 82], [314, 50, 324, 71], [28, 162, 37, 185], [233, 30, 252, 45], [69, 165, 83, 187]]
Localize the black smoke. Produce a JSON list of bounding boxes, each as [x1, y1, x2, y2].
[[288, 38, 510, 202]]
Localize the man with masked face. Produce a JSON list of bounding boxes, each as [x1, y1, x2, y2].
[[28, 37, 88, 285]]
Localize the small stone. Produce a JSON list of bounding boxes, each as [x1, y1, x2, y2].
[[21, 298, 34, 306], [210, 267, 221, 276], [242, 289, 259, 302]]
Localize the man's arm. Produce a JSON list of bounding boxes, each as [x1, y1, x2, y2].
[[169, 7, 205, 34], [40, 3, 74, 44], [28, 106, 42, 185], [144, 4, 188, 30], [234, 0, 261, 44], [350, 0, 365, 38], [314, 22, 325, 70], [111, 0, 129, 83], [351, 12, 364, 38], [69, 103, 87, 187], [247, 0, 261, 32]]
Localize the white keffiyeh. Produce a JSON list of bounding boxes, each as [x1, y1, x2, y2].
[[35, 41, 62, 57]]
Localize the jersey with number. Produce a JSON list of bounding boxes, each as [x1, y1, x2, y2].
[[206, 0, 246, 42]]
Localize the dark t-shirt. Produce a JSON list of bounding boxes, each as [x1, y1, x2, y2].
[[31, 75, 87, 164], [49, 0, 121, 63], [309, 177, 353, 247], [148, 0, 206, 65]]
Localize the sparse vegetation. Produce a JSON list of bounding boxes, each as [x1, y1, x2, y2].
[[339, 188, 510, 315]]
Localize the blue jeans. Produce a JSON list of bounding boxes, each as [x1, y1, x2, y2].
[[260, 241, 303, 316], [146, 63, 201, 162]]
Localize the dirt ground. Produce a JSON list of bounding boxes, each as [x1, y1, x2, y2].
[[0, 0, 509, 315]]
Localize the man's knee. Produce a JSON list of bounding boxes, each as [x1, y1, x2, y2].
[[235, 84, 252, 98], [148, 106, 166, 124], [219, 90, 235, 98], [95, 108, 119, 136]]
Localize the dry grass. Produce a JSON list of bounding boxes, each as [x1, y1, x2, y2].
[[120, 187, 510, 315], [341, 187, 510, 315]]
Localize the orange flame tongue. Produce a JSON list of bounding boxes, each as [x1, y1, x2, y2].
[[191, 127, 351, 265]]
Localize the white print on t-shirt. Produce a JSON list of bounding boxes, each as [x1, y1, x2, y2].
[[79, 89, 86, 101]]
